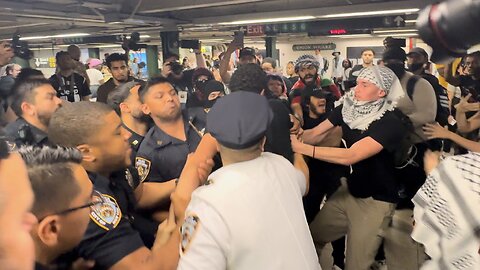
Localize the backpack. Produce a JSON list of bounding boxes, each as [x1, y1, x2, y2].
[[406, 74, 450, 127], [392, 109, 418, 168]]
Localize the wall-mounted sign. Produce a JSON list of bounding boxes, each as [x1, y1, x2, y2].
[[34, 57, 56, 68], [292, 43, 336, 51], [246, 25, 265, 36]]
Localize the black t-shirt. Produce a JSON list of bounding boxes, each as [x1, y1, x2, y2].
[[265, 99, 294, 163], [49, 73, 91, 102], [77, 171, 144, 269], [96, 77, 142, 104], [328, 105, 406, 203], [302, 110, 347, 222]]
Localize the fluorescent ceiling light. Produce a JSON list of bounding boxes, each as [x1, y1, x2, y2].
[[140, 35, 151, 38], [219, 16, 315, 25], [327, 34, 373, 38], [318, 8, 419, 19], [373, 29, 418, 34], [376, 33, 418, 37], [20, 33, 90, 41], [405, 20, 417, 23], [95, 44, 122, 48]]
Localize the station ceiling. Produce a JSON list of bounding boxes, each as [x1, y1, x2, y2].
[[0, 0, 438, 48]]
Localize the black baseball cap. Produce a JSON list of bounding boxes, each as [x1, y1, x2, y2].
[[407, 47, 429, 59], [239, 47, 256, 59]]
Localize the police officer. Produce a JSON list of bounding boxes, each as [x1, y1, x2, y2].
[[107, 81, 150, 164], [178, 91, 319, 270], [4, 78, 62, 147], [187, 80, 225, 132], [48, 102, 179, 270], [135, 77, 203, 183]]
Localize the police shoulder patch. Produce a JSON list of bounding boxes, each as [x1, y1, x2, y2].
[[135, 157, 151, 182], [180, 213, 201, 256], [90, 193, 122, 231]]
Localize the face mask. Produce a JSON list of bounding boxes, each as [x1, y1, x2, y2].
[[194, 80, 209, 93], [204, 97, 220, 109], [407, 63, 424, 73]]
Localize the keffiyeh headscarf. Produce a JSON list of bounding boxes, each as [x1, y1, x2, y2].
[[412, 152, 480, 270], [341, 66, 404, 130]]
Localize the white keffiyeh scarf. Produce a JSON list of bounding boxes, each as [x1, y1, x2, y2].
[[341, 66, 404, 131], [412, 152, 480, 270]]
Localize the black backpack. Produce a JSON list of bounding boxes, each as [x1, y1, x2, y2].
[[392, 109, 418, 168], [406, 74, 450, 127]]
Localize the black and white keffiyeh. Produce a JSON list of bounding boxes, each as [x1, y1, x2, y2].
[[412, 152, 480, 270], [341, 66, 404, 131]]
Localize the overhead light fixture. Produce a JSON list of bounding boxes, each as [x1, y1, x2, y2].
[[219, 16, 315, 25], [95, 44, 122, 48], [140, 35, 151, 38], [20, 33, 90, 41], [373, 29, 418, 34], [376, 33, 418, 37], [327, 34, 373, 38], [318, 8, 420, 19], [405, 20, 417, 23]]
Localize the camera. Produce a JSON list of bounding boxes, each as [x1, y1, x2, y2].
[[11, 34, 33, 60], [122, 32, 147, 52], [416, 0, 480, 63], [167, 61, 184, 75]]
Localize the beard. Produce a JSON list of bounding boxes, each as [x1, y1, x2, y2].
[[407, 63, 424, 73], [132, 111, 152, 124], [157, 107, 182, 123], [38, 113, 51, 127], [300, 73, 318, 86], [309, 101, 326, 118]]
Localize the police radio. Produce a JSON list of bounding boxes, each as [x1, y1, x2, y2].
[[17, 124, 35, 146]]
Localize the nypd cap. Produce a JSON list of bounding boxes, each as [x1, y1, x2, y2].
[[206, 91, 273, 150]]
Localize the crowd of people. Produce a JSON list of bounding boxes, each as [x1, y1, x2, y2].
[[0, 35, 479, 270]]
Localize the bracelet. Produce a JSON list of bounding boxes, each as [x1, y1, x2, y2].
[[312, 145, 315, 158]]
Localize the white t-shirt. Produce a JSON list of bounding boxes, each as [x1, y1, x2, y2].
[[86, 68, 104, 86], [178, 152, 320, 270]]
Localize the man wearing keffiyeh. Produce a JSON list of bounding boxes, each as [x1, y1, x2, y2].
[[411, 150, 480, 270], [292, 66, 407, 270]]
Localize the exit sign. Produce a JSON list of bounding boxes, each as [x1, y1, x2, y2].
[[329, 29, 348, 35]]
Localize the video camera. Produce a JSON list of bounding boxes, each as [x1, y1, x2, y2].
[[167, 61, 184, 75], [11, 34, 33, 60], [417, 0, 480, 63], [122, 32, 147, 52]]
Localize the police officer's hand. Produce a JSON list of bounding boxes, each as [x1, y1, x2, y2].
[[197, 158, 215, 185], [70, 258, 95, 270], [153, 204, 177, 250]]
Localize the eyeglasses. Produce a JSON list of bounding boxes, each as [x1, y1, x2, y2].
[[37, 190, 105, 222]]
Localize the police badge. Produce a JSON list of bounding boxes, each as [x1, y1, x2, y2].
[[180, 214, 201, 256], [135, 157, 151, 182], [90, 193, 122, 231]]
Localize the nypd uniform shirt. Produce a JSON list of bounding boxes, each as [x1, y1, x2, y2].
[[77, 172, 144, 269], [49, 72, 91, 102], [178, 152, 320, 270], [135, 114, 201, 183], [3, 117, 49, 147], [123, 124, 145, 165]]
